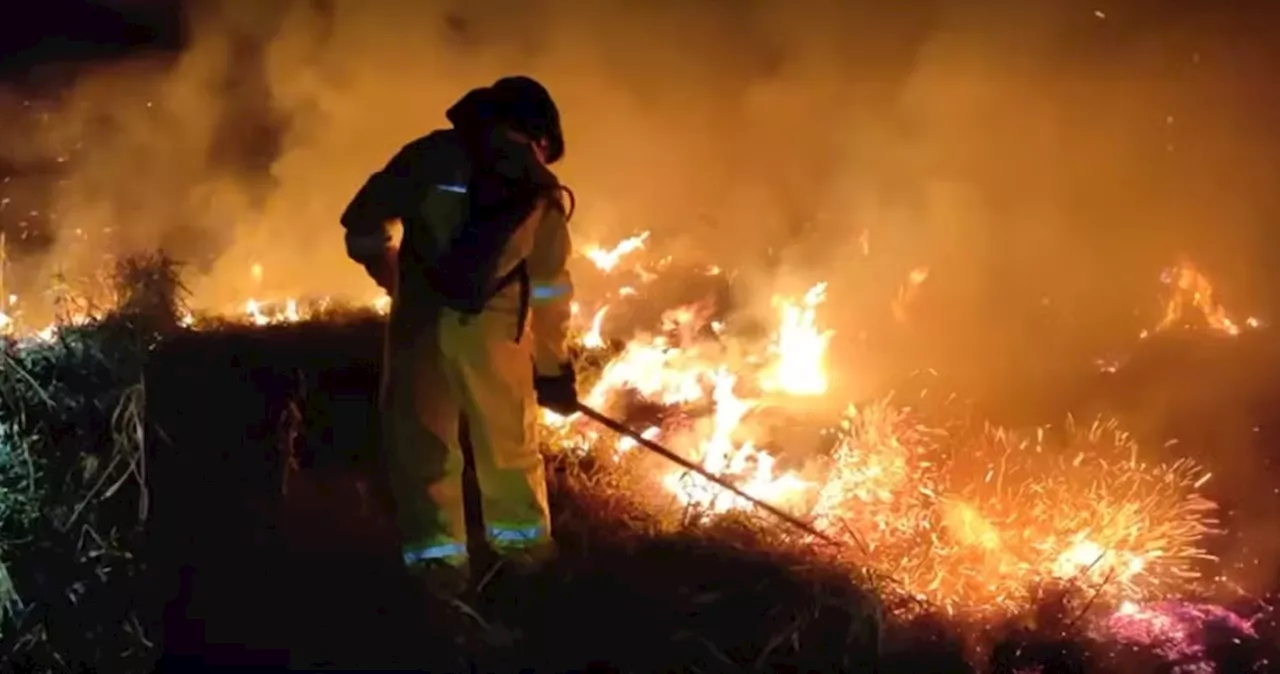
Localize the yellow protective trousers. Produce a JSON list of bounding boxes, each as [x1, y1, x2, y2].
[[381, 300, 551, 568]]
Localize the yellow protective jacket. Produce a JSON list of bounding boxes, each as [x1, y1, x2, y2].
[[341, 128, 575, 375]]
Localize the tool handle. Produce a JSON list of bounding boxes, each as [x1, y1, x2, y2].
[[575, 403, 835, 543]]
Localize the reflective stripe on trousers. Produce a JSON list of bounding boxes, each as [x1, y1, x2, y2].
[[531, 283, 571, 301], [402, 540, 466, 566], [488, 523, 548, 548], [401, 525, 546, 565]]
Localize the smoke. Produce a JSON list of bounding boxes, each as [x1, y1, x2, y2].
[[2, 1, 290, 315], [0, 0, 1270, 407], [2, 0, 1279, 594], [1, 7, 1274, 363], [10, 1, 1273, 319], [0, 0, 1271, 379]]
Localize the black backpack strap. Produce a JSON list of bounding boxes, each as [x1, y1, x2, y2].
[[514, 262, 530, 343]]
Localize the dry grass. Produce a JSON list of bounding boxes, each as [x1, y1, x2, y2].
[[0, 255, 181, 672], [2, 257, 1278, 672], [434, 451, 886, 673]]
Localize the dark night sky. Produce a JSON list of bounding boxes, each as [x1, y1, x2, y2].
[[0, 0, 185, 262], [0, 0, 183, 85]]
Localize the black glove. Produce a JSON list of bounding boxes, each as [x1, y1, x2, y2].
[[534, 363, 578, 416]]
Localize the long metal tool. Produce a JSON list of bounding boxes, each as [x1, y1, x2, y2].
[[575, 402, 836, 544]]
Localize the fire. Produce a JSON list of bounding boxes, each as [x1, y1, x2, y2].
[[891, 266, 931, 324], [538, 235, 1223, 616], [544, 272, 830, 517], [580, 310, 718, 409], [1144, 259, 1261, 338], [663, 369, 812, 513], [0, 259, 394, 339], [760, 282, 833, 396], [1104, 600, 1260, 670], [0, 233, 1231, 624], [809, 412, 1218, 613], [581, 306, 610, 350], [581, 231, 650, 273]]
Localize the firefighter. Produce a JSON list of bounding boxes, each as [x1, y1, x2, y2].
[[340, 76, 578, 596]]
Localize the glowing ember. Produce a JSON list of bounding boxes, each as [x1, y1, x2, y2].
[[813, 414, 1220, 613], [1103, 600, 1261, 673]]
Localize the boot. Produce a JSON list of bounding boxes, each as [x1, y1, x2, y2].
[[408, 559, 471, 599], [494, 541, 558, 577]]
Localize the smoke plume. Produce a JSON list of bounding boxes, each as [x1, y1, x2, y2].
[[9, 1, 1275, 322], [1, 0, 1279, 593]]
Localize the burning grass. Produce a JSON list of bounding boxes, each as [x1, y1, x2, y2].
[[813, 407, 1222, 615], [0, 245, 1276, 672], [546, 257, 1230, 623]]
